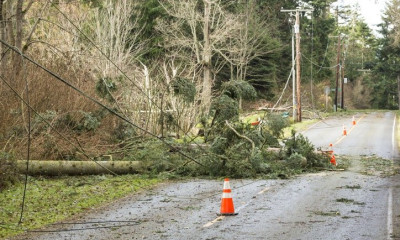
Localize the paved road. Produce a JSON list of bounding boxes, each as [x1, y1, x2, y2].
[[16, 112, 400, 240], [301, 111, 397, 159]]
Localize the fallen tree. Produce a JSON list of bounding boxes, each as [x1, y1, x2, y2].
[[16, 160, 142, 176]]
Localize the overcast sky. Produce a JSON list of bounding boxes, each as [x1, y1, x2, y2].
[[337, 0, 389, 31]]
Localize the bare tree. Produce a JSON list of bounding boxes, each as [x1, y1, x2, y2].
[[90, 0, 144, 78], [0, 0, 34, 75], [217, 0, 276, 82], [157, 0, 242, 113]]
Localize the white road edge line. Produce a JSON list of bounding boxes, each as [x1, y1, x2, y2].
[[387, 115, 396, 239], [203, 216, 225, 228], [387, 187, 393, 240], [392, 115, 396, 154], [258, 187, 270, 195], [301, 120, 321, 133]]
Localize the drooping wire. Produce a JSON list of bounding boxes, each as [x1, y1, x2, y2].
[[316, 37, 331, 74], [17, 46, 30, 225], [271, 67, 293, 111], [0, 39, 204, 167], [302, 54, 339, 69]]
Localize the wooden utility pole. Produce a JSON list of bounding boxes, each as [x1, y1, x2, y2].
[[281, 8, 313, 122], [295, 10, 301, 122], [334, 35, 341, 112], [341, 51, 345, 109], [292, 28, 296, 121]]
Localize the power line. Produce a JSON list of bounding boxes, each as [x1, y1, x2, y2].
[[17, 48, 30, 225], [316, 37, 331, 74], [302, 54, 340, 69]]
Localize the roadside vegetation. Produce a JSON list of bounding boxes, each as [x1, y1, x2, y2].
[[1, 0, 400, 238], [0, 175, 159, 239]]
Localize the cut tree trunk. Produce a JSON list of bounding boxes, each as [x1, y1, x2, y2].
[[16, 160, 142, 176]]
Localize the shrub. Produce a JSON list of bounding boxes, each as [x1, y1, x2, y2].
[[170, 77, 196, 103], [221, 80, 257, 100], [266, 113, 290, 138], [96, 77, 118, 102], [284, 130, 329, 168], [210, 95, 239, 125], [0, 151, 18, 191]]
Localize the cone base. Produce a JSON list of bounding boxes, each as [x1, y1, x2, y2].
[[217, 213, 238, 216]]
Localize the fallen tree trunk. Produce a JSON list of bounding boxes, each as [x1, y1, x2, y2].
[[16, 160, 142, 176]]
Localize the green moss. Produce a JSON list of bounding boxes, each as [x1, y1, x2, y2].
[[0, 175, 160, 239], [336, 198, 365, 205], [282, 119, 319, 138], [311, 210, 341, 217]]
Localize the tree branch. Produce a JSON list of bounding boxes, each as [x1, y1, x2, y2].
[[225, 120, 255, 152]]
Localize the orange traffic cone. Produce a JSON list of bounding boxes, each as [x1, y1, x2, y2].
[[251, 117, 261, 126], [352, 116, 356, 126], [330, 153, 337, 166], [343, 125, 347, 136], [328, 143, 333, 155], [219, 178, 238, 216], [328, 143, 337, 166]]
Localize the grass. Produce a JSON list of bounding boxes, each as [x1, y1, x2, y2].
[[336, 184, 362, 190], [0, 175, 160, 239], [360, 156, 398, 177], [282, 119, 320, 138], [344, 185, 362, 190], [311, 210, 341, 217], [336, 198, 365, 205]]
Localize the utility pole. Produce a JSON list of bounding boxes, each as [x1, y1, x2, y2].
[[281, 7, 313, 122], [341, 47, 345, 109], [334, 35, 341, 112], [295, 10, 301, 122], [340, 38, 348, 110], [292, 27, 296, 120]]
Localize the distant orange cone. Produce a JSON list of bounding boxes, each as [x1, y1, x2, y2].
[[352, 116, 356, 126], [328, 143, 333, 155], [343, 125, 347, 136], [219, 178, 238, 216], [251, 117, 261, 126]]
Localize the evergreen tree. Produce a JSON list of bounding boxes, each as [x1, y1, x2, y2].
[[370, 3, 400, 109]]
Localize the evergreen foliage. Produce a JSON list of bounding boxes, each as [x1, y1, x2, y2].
[[369, 4, 400, 109], [221, 80, 257, 101], [284, 130, 329, 168], [96, 77, 118, 102], [170, 77, 196, 103], [0, 151, 18, 191], [210, 95, 240, 125]]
